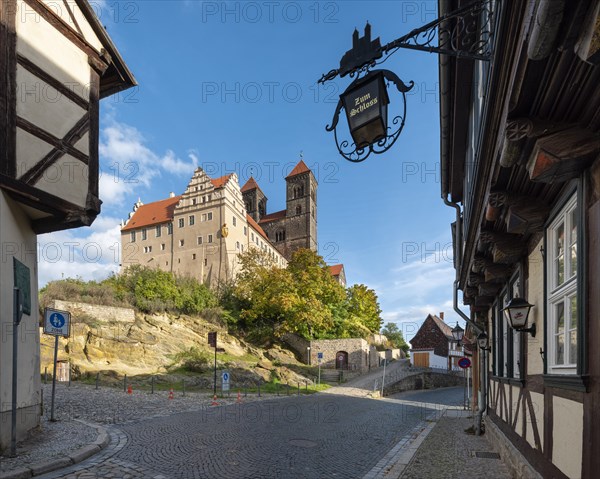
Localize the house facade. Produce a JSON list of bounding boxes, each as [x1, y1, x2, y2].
[[0, 0, 134, 450], [121, 169, 288, 284], [409, 314, 462, 370], [439, 0, 600, 477]]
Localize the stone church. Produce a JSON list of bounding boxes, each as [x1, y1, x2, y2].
[[120, 160, 317, 285]]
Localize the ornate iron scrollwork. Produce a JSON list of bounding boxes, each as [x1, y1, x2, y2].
[[326, 70, 414, 163]]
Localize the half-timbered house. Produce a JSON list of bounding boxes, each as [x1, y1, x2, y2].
[[0, 0, 135, 450], [440, 0, 600, 477]]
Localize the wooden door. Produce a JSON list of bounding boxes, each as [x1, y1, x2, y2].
[[413, 352, 429, 368]]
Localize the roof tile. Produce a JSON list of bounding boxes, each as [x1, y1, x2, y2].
[[121, 196, 181, 231]]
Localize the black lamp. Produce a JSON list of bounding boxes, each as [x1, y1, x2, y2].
[[503, 297, 535, 336], [451, 322, 464, 343], [477, 331, 491, 351]]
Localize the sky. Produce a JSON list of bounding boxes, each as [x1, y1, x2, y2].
[[38, 0, 463, 342]]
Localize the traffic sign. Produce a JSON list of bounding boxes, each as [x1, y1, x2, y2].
[[458, 357, 471, 369], [221, 371, 230, 391], [208, 332, 217, 347], [317, 352, 323, 359], [43, 308, 71, 337]]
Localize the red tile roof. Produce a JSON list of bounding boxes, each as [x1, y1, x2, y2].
[[246, 214, 269, 242], [286, 160, 311, 178], [241, 176, 260, 193], [211, 174, 233, 189], [121, 196, 181, 231], [329, 264, 344, 276], [258, 209, 287, 223]]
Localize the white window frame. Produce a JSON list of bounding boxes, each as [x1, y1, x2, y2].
[[546, 194, 578, 375]]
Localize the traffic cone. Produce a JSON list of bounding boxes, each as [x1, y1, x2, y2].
[[127, 384, 132, 395], [237, 390, 242, 404], [168, 388, 174, 400], [211, 394, 219, 406]]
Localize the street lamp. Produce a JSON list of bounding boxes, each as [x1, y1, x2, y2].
[[451, 322, 464, 344], [307, 346, 311, 366], [503, 297, 536, 337], [477, 331, 491, 351]]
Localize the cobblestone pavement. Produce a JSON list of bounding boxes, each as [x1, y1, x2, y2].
[[37, 390, 439, 479], [399, 410, 512, 479]]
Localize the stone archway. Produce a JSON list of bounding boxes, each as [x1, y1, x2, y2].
[[336, 351, 349, 370]]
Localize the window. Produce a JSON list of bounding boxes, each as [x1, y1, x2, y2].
[[179, 240, 184, 247], [202, 212, 213, 222], [204, 258, 208, 266], [192, 198, 197, 205], [189, 215, 195, 226], [233, 217, 237, 226], [156, 225, 161, 237], [547, 194, 579, 374], [178, 218, 184, 228], [251, 233, 255, 241], [236, 241, 240, 250], [161, 244, 165, 251], [167, 223, 173, 235], [244, 226, 247, 235], [296, 205, 302, 215], [143, 246, 152, 253], [142, 229, 147, 240], [192, 254, 196, 260], [131, 231, 136, 242], [197, 236, 203, 245], [208, 234, 213, 243]]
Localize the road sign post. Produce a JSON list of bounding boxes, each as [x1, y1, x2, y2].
[[317, 352, 323, 385], [11, 287, 24, 457], [457, 357, 471, 410], [222, 371, 230, 396], [43, 308, 71, 422], [208, 332, 217, 396]]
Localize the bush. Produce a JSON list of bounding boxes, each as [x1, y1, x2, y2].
[[171, 347, 212, 373]]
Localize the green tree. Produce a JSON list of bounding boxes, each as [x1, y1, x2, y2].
[[346, 284, 383, 333], [381, 322, 410, 354]]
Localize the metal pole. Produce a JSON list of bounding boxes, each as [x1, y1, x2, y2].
[[258, 382, 261, 397], [318, 362, 321, 385], [463, 367, 467, 410], [297, 383, 300, 396], [10, 288, 20, 457], [44, 367, 47, 385], [182, 379, 185, 396], [380, 359, 387, 397], [50, 335, 59, 422], [213, 341, 217, 397], [96, 373, 99, 390], [151, 375, 155, 394], [123, 374, 127, 393]]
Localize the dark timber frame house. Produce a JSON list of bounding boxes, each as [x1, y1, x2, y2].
[[440, 0, 600, 477]]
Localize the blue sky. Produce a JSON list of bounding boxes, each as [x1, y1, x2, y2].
[[39, 0, 462, 342]]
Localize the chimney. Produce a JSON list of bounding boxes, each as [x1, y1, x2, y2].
[[440, 312, 444, 320], [169, 192, 175, 198]]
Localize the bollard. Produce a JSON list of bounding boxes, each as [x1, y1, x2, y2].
[[151, 376, 155, 394], [276, 383, 280, 396], [96, 373, 99, 390], [68, 365, 71, 387], [244, 387, 247, 398], [124, 375, 127, 393], [182, 379, 185, 397], [305, 381, 308, 392], [286, 384, 290, 396], [258, 383, 261, 397], [297, 383, 300, 396], [44, 367, 47, 385]]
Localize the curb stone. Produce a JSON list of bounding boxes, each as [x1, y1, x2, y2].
[[0, 422, 109, 479]]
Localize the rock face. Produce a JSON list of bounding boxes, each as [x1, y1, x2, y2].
[[40, 301, 313, 385], [41, 301, 250, 376]]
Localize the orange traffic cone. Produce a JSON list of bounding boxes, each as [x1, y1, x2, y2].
[[211, 394, 219, 406], [168, 388, 174, 400], [237, 390, 242, 404]]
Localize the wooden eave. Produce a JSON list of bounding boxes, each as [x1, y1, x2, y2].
[[458, 1, 600, 306]]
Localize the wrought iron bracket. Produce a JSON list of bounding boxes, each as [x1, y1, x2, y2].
[[318, 0, 496, 84]]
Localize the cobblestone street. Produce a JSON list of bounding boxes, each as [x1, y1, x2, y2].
[[33, 386, 443, 479]]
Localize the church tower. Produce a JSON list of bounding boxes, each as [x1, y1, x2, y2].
[[284, 160, 317, 254], [241, 177, 267, 223]]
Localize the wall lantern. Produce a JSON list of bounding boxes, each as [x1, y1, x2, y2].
[[341, 71, 390, 150], [477, 331, 491, 351], [451, 322, 464, 343], [503, 298, 536, 336]]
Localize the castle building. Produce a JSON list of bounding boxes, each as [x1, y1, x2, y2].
[[120, 160, 317, 285]]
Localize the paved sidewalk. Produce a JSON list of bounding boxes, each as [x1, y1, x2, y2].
[[372, 408, 512, 479]]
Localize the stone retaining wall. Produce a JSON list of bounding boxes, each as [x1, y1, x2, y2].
[[51, 300, 135, 323], [383, 371, 465, 395]]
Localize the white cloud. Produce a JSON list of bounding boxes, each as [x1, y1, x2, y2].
[[160, 150, 198, 175]]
